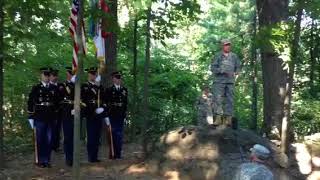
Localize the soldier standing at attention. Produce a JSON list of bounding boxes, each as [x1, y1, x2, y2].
[[211, 39, 241, 127], [81, 67, 106, 163], [104, 71, 128, 159], [49, 68, 63, 152], [27, 67, 58, 168], [58, 67, 75, 166]]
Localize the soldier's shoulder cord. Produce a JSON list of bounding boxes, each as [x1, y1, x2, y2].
[[82, 82, 89, 88], [34, 83, 42, 88]]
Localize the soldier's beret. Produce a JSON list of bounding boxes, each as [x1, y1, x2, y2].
[[85, 67, 98, 75], [221, 39, 231, 45], [250, 144, 271, 160], [111, 71, 121, 79]]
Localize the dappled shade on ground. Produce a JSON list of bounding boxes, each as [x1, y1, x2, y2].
[[1, 126, 318, 179], [142, 126, 307, 180]]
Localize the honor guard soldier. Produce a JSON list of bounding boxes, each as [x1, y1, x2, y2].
[[104, 71, 128, 159], [49, 68, 63, 152], [58, 67, 75, 166], [81, 67, 106, 162], [27, 67, 59, 168]]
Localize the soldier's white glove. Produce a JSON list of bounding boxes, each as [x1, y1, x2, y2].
[[71, 75, 77, 83], [95, 75, 101, 83], [95, 107, 104, 114], [71, 109, 75, 115], [28, 119, 34, 129], [104, 117, 110, 126]]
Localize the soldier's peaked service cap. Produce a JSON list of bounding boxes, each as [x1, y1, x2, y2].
[[85, 67, 98, 74], [112, 71, 121, 79]]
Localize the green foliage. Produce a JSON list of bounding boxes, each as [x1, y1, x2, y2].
[[292, 98, 320, 138], [2, 0, 320, 153]]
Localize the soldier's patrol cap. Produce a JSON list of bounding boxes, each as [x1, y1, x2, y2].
[[40, 67, 51, 76], [50, 68, 59, 76], [221, 39, 231, 45], [250, 144, 271, 160], [85, 67, 98, 75], [111, 71, 121, 79], [65, 67, 73, 74]]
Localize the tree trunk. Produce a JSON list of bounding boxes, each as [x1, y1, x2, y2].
[[73, 0, 84, 178], [102, 0, 118, 88], [309, 20, 316, 97], [250, 6, 258, 131], [142, 7, 152, 158], [257, 0, 289, 137], [131, 15, 138, 139], [281, 2, 303, 153], [0, 0, 4, 169]]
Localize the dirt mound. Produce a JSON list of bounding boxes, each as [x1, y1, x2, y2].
[[142, 126, 305, 180]]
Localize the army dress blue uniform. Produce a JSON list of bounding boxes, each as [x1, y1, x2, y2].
[[105, 81, 128, 159], [50, 80, 64, 152], [58, 79, 75, 166], [27, 77, 58, 167], [81, 80, 105, 162]]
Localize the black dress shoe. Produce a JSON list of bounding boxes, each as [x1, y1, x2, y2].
[[89, 159, 101, 163], [36, 163, 46, 168], [66, 160, 73, 167]]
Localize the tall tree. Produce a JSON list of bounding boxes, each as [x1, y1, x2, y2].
[[102, 0, 118, 87], [142, 6, 152, 157], [257, 0, 289, 137], [281, 0, 303, 153], [0, 0, 4, 169], [250, 2, 258, 131], [309, 20, 317, 97], [131, 14, 139, 139]]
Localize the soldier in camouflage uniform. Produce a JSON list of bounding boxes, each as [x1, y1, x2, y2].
[[196, 86, 213, 127], [211, 39, 241, 126], [233, 144, 274, 180]]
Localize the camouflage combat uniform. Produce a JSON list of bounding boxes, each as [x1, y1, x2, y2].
[[233, 162, 274, 180], [211, 51, 241, 117]]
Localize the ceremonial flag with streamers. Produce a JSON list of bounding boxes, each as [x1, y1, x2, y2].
[[69, 0, 87, 71], [90, 0, 110, 62]]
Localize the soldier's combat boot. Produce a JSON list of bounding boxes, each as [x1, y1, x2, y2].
[[213, 115, 222, 126], [225, 116, 232, 127]]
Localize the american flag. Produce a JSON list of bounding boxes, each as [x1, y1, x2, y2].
[[69, 0, 87, 71]]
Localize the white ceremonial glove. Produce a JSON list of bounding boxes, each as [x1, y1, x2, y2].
[[104, 117, 110, 126], [28, 119, 34, 129], [71, 75, 77, 83], [71, 109, 75, 115], [95, 107, 104, 114], [95, 75, 101, 83]]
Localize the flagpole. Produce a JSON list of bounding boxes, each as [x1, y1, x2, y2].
[[73, 0, 84, 179]]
